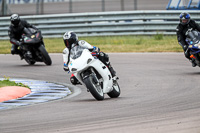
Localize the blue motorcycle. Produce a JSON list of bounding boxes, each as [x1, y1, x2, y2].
[[186, 30, 200, 66]]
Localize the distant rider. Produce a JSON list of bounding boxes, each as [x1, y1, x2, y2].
[[62, 31, 117, 85], [176, 12, 200, 67], [8, 14, 38, 59]]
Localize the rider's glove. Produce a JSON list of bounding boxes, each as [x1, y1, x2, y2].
[[19, 42, 23, 46], [32, 25, 39, 31], [17, 41, 22, 46], [63, 63, 69, 71], [63, 66, 69, 71], [183, 45, 188, 51], [193, 38, 199, 44], [92, 46, 100, 53]]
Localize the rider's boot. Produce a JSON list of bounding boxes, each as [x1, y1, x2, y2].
[[107, 63, 117, 78], [18, 51, 24, 60], [11, 49, 24, 60]]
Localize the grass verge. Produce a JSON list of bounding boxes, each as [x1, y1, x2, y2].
[[0, 77, 29, 88], [0, 35, 182, 54]]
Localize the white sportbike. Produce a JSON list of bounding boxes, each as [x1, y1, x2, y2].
[[68, 49, 120, 100]]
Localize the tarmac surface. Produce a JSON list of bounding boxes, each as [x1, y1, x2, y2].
[[1, 53, 200, 133]]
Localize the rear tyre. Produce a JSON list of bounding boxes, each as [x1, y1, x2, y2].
[[84, 74, 104, 100], [107, 81, 120, 98], [38, 45, 52, 65]]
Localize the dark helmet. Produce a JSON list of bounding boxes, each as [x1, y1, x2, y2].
[[10, 14, 21, 27], [63, 31, 78, 48], [179, 12, 190, 26]]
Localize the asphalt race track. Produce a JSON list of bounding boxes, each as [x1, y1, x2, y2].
[[1, 53, 200, 133]]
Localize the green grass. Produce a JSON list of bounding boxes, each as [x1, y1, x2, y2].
[[0, 35, 182, 54], [0, 77, 29, 88]]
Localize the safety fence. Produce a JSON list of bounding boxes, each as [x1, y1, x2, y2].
[[0, 10, 200, 40], [0, 0, 165, 16]]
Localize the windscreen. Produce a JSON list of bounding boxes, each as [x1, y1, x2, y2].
[[23, 28, 36, 36], [186, 30, 200, 43], [70, 45, 87, 59]]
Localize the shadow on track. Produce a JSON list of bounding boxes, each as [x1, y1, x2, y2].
[[183, 72, 200, 75], [14, 64, 51, 67], [74, 97, 122, 102]]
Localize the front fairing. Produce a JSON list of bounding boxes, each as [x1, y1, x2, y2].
[[188, 42, 200, 55], [22, 31, 42, 44], [20, 29, 44, 62], [68, 49, 94, 73], [186, 30, 200, 54], [68, 49, 113, 93]]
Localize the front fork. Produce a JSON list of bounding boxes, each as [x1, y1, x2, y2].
[[82, 68, 99, 84], [190, 54, 200, 66], [82, 68, 102, 92], [19, 45, 32, 59]]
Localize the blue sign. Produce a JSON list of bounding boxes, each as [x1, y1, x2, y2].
[[167, 0, 200, 10], [23, 0, 31, 3]]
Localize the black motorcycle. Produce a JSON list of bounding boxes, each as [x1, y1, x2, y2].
[[19, 28, 52, 65]]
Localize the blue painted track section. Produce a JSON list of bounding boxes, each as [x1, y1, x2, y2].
[[0, 78, 71, 110]]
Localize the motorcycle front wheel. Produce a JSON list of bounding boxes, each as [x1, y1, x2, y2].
[[107, 81, 120, 98], [84, 74, 104, 100], [38, 45, 52, 65], [24, 58, 36, 65]]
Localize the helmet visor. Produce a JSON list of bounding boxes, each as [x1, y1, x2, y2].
[[65, 40, 70, 48], [182, 19, 188, 23], [12, 19, 20, 26], [181, 19, 189, 25]]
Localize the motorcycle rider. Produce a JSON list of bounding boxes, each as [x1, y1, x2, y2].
[[8, 14, 38, 59], [176, 12, 200, 67], [62, 31, 117, 85]]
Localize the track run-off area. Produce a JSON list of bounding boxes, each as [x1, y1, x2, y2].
[[1, 53, 200, 133]]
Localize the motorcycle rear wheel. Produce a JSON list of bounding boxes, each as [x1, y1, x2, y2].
[[107, 81, 120, 98], [38, 45, 52, 65], [84, 74, 104, 100]]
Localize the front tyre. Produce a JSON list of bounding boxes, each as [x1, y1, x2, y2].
[[107, 81, 120, 98], [84, 74, 104, 100], [38, 45, 52, 65], [25, 58, 36, 65]]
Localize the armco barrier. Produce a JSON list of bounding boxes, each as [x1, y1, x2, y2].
[[0, 10, 200, 40]]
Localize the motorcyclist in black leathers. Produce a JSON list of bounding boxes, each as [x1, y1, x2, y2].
[[176, 12, 200, 67], [8, 14, 38, 58]]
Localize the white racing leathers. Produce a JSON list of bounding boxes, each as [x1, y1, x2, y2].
[[63, 40, 94, 66], [62, 40, 120, 100]]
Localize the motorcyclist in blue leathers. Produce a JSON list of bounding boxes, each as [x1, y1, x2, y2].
[[176, 12, 200, 67]]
